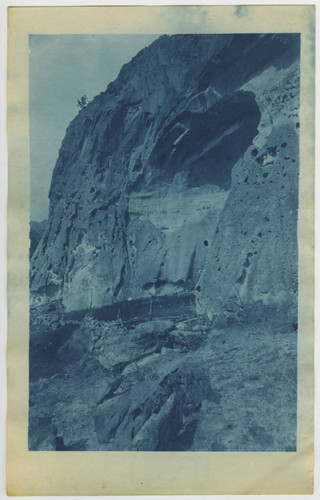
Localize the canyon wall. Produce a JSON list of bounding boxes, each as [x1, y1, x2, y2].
[[30, 34, 300, 316]]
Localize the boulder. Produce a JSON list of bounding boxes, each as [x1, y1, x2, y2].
[[94, 361, 214, 450], [169, 329, 204, 351], [81, 379, 119, 407], [131, 319, 175, 340]]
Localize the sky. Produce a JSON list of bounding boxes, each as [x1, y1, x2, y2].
[[29, 34, 159, 221]]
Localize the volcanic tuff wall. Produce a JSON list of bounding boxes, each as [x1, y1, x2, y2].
[[30, 34, 300, 315]]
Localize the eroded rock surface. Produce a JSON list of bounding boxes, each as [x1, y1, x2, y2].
[[30, 34, 300, 316], [197, 61, 300, 317]]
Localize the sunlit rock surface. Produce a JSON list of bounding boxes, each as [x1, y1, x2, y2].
[[197, 60, 300, 317]]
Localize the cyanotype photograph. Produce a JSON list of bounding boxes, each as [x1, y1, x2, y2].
[[28, 33, 300, 452]]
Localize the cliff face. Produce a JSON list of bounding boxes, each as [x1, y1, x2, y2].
[[30, 34, 300, 315], [30, 219, 48, 257], [197, 59, 300, 318]]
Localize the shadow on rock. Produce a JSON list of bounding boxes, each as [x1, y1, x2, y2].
[[94, 361, 216, 451]]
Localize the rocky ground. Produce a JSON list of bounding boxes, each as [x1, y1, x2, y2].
[[29, 297, 297, 452]]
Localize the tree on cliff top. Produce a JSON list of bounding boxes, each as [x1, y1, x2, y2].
[[77, 95, 88, 110]]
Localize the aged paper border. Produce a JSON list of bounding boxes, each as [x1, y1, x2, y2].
[[7, 5, 315, 495]]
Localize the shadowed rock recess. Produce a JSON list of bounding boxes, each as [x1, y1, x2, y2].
[[29, 34, 300, 451]]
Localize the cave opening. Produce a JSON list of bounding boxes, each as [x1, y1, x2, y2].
[[151, 90, 261, 190]]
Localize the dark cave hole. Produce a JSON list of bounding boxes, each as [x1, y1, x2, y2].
[[150, 90, 261, 190]]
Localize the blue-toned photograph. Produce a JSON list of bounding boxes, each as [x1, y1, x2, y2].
[[29, 33, 300, 452]]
